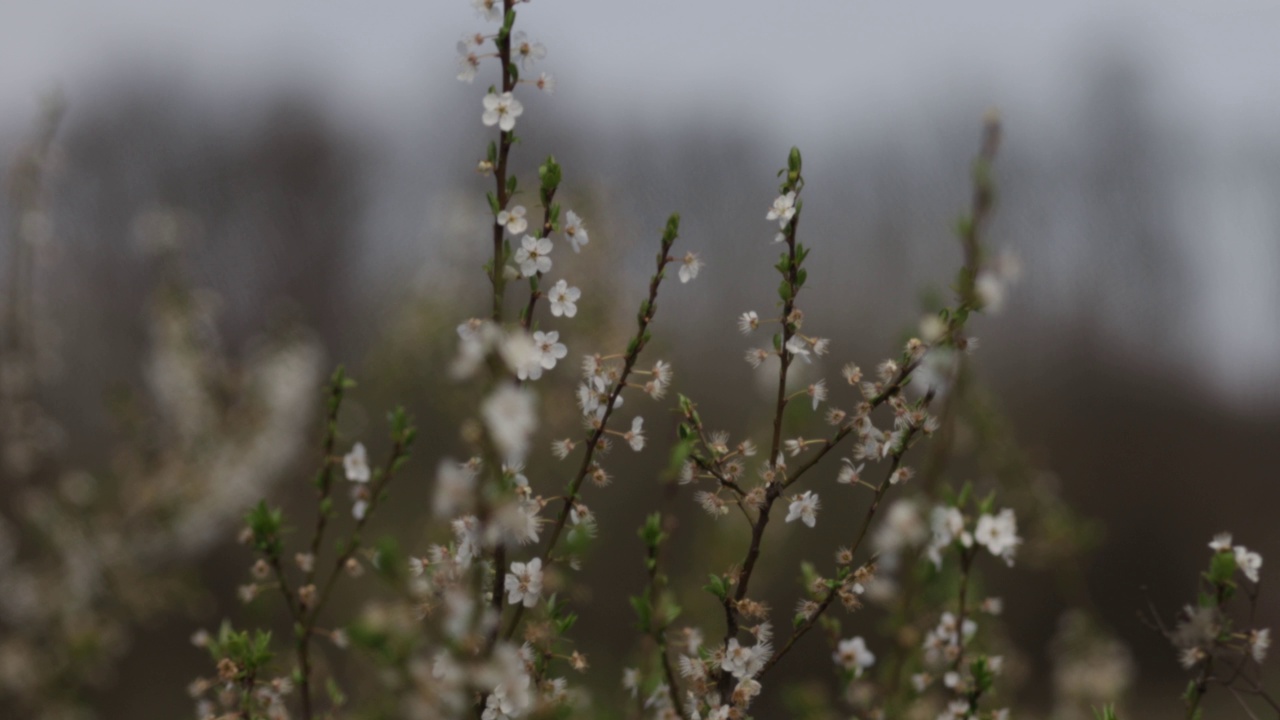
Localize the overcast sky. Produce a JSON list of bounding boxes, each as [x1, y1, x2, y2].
[[4, 0, 1280, 138], [3, 0, 1279, 405]]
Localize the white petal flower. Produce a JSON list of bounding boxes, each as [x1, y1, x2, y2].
[[738, 311, 759, 334], [678, 252, 702, 283], [513, 235, 553, 276], [766, 191, 797, 227], [504, 558, 543, 608], [833, 636, 875, 677], [808, 379, 827, 410], [1251, 628, 1271, 662], [533, 72, 555, 93], [456, 41, 482, 83], [785, 491, 820, 528], [531, 330, 567, 373], [511, 31, 547, 69], [548, 279, 581, 318], [1236, 545, 1263, 583], [343, 442, 371, 483], [1209, 533, 1233, 552], [785, 335, 811, 362], [563, 210, 589, 252], [974, 509, 1021, 566], [496, 205, 528, 235], [626, 416, 645, 452], [482, 91, 524, 132], [482, 384, 537, 462], [470, 0, 501, 22]]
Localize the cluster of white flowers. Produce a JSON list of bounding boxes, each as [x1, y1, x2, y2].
[[927, 505, 1021, 569], [1209, 532, 1263, 583]]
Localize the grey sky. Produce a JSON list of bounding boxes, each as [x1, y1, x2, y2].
[[3, 0, 1279, 404]]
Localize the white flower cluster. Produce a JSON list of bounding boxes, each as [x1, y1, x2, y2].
[[927, 505, 1021, 569], [1209, 532, 1263, 583]]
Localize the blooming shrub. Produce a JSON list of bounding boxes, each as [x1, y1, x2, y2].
[[183, 3, 1276, 720], [0, 3, 1271, 720]]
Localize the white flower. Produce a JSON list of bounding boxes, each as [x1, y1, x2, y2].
[[533, 72, 555, 93], [482, 91, 524, 132], [785, 491, 820, 528], [785, 335, 811, 362], [349, 484, 370, 521], [975, 270, 1005, 313], [514, 235, 553, 276], [511, 32, 547, 69], [975, 509, 1021, 566], [577, 375, 621, 419], [547, 279, 580, 318], [837, 458, 864, 485], [1235, 545, 1263, 583], [1251, 628, 1271, 662], [766, 191, 797, 228], [625, 416, 645, 452], [808, 379, 827, 410], [343, 442, 371, 483], [833, 637, 875, 677], [504, 558, 543, 608], [483, 384, 537, 462], [471, 0, 501, 22], [563, 210, 589, 252], [622, 668, 641, 698], [678, 252, 702, 283], [744, 348, 771, 369], [496, 205, 528, 235], [721, 638, 768, 679], [1209, 532, 1234, 552], [531, 330, 567, 374], [738, 311, 759, 334], [456, 41, 482, 83]]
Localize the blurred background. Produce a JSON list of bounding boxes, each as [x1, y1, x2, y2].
[[1, 0, 1278, 717]]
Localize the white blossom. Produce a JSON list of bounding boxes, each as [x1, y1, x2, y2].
[[807, 379, 827, 410], [343, 442, 371, 483], [470, 0, 501, 22], [514, 235, 553, 276], [625, 416, 645, 452], [785, 335, 811, 362], [785, 491, 820, 528], [833, 636, 875, 677], [511, 31, 547, 69], [497, 205, 528, 235], [504, 558, 544, 608], [456, 40, 482, 83], [974, 509, 1021, 566], [547, 279, 580, 318], [563, 210, 589, 252], [1251, 628, 1271, 662], [1236, 545, 1263, 583], [766, 191, 797, 228], [678, 252, 702, 283], [837, 458, 864, 485], [738, 311, 759, 334], [529, 330, 567, 376], [482, 91, 524, 132], [483, 384, 537, 462]]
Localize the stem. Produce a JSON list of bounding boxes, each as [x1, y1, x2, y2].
[[503, 218, 680, 641]]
